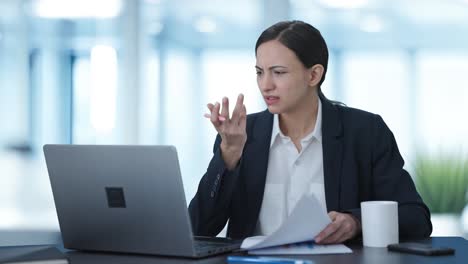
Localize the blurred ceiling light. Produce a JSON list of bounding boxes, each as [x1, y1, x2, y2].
[[194, 16, 217, 33], [360, 14, 385, 33], [32, 0, 123, 19], [317, 0, 368, 9]]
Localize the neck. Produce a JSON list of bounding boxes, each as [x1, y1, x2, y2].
[[279, 93, 319, 140]]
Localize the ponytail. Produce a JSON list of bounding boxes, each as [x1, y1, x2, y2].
[[318, 87, 346, 106]]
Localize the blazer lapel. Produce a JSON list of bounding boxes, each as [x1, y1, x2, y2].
[[243, 110, 273, 235], [241, 101, 343, 234], [321, 99, 344, 212]]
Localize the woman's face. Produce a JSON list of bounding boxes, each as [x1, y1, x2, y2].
[[255, 40, 315, 115]]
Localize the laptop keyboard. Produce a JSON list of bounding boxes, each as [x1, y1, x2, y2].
[[195, 240, 231, 249], [193, 237, 241, 255]]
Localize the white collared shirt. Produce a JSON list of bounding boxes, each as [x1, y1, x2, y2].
[[255, 99, 327, 236]]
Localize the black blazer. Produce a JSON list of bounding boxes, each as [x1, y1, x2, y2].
[[189, 97, 432, 240]]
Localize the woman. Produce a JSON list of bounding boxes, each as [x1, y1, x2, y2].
[[189, 20, 432, 244]]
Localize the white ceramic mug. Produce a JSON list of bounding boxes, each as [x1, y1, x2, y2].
[[361, 201, 399, 247]]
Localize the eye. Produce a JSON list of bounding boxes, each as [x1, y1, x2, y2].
[[256, 71, 263, 76], [274, 71, 286, 75]]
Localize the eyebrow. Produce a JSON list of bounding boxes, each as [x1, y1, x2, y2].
[[255, 65, 288, 71]]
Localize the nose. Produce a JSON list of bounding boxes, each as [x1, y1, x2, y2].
[[258, 73, 274, 92]]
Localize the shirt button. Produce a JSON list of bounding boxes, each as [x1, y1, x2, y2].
[[217, 174, 221, 180], [210, 191, 215, 198]]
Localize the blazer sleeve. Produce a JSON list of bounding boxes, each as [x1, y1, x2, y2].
[[188, 134, 242, 237], [346, 114, 432, 239]]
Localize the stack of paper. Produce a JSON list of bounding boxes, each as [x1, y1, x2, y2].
[[241, 194, 352, 255], [248, 241, 352, 255]]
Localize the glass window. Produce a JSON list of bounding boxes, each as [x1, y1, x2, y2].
[[342, 52, 412, 159], [72, 56, 92, 143], [72, 45, 119, 144], [162, 49, 200, 201], [139, 52, 160, 144], [416, 52, 468, 153], [0, 47, 29, 147]]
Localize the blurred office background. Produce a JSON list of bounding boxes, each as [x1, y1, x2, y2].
[[1, 0, 468, 243]]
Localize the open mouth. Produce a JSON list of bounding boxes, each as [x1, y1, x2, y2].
[[264, 96, 279, 105]]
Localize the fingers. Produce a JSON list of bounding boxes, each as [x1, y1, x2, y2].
[[328, 211, 339, 221], [205, 95, 245, 123], [204, 113, 226, 121], [315, 212, 359, 244], [221, 97, 230, 120], [205, 103, 226, 122], [320, 227, 348, 244], [204, 103, 214, 119], [238, 104, 247, 127], [315, 221, 339, 244], [210, 102, 221, 126], [315, 211, 339, 242], [207, 103, 214, 111], [231, 94, 245, 123]]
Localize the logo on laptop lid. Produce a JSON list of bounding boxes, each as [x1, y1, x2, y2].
[[105, 187, 126, 208]]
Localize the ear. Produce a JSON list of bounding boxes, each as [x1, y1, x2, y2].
[[307, 64, 324, 87]]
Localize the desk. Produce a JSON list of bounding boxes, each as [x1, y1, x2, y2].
[[0, 229, 61, 247], [63, 237, 467, 264]]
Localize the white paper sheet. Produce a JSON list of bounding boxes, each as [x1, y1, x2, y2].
[[248, 241, 352, 255], [241, 194, 331, 250]]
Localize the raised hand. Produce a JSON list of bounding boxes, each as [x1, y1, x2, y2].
[[204, 94, 247, 170]]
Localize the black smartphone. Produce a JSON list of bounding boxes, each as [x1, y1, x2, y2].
[[387, 242, 455, 256]]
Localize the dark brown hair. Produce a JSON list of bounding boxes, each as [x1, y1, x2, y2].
[[255, 20, 329, 99]]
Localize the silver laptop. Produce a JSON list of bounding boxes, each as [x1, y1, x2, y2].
[[43, 144, 241, 258]]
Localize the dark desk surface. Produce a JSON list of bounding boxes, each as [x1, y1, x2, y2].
[[63, 237, 467, 264]]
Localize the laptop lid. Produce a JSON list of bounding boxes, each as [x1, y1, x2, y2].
[[43, 144, 198, 257]]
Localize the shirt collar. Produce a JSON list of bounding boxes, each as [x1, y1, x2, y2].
[[270, 97, 323, 147]]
